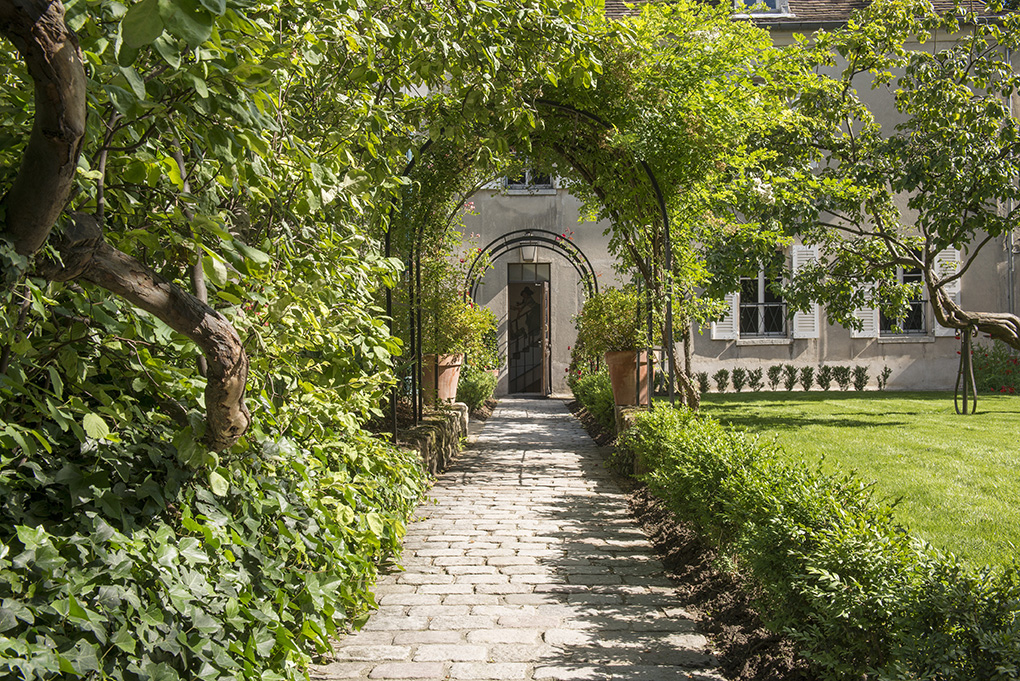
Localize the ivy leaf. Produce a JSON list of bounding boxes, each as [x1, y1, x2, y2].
[[83, 413, 111, 440], [208, 469, 229, 496], [113, 624, 137, 654], [122, 0, 165, 49]]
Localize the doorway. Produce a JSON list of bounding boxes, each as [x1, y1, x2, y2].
[[507, 263, 551, 394]]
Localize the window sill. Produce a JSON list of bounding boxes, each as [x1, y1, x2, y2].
[[737, 337, 793, 346], [877, 335, 935, 344], [504, 188, 557, 196]]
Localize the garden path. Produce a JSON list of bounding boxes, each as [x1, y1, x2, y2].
[[310, 398, 724, 681]]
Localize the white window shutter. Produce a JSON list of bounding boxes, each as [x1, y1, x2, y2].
[[934, 247, 961, 337], [711, 292, 739, 340], [791, 245, 820, 339], [850, 284, 878, 338], [482, 177, 502, 190]]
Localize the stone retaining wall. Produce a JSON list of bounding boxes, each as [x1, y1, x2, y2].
[[399, 404, 467, 475]]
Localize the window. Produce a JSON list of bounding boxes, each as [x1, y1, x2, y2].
[[739, 261, 787, 338], [733, 0, 790, 15], [508, 263, 550, 283], [880, 267, 926, 335], [711, 245, 819, 342], [505, 169, 554, 191]]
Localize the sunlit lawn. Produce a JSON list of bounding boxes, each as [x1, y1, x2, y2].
[[699, 391, 1020, 569]]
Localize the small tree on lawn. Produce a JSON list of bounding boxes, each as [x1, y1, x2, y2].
[[767, 0, 1020, 348]]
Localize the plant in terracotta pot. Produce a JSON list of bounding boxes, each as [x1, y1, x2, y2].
[[419, 248, 498, 406], [572, 286, 652, 406]]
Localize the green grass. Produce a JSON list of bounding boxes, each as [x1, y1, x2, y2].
[[698, 391, 1020, 569]]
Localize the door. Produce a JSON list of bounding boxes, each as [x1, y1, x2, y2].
[[508, 280, 548, 394]]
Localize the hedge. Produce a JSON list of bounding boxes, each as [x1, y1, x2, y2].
[[615, 406, 1020, 680], [569, 370, 615, 433]]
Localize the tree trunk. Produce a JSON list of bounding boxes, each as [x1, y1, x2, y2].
[[82, 240, 250, 451], [0, 0, 86, 256], [1, 0, 250, 451], [929, 278, 1020, 349]]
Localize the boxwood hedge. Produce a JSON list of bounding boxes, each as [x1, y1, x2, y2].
[[615, 406, 1020, 680]]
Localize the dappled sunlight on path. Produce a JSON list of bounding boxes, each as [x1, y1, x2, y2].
[[310, 398, 723, 681]]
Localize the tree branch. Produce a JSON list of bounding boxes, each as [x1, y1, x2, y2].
[[0, 0, 87, 257]]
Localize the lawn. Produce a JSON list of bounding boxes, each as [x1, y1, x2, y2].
[[699, 391, 1020, 569]]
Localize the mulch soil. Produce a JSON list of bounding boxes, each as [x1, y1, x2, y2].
[[566, 400, 816, 681]]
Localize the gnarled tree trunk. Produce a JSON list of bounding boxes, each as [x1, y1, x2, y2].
[[1, 0, 250, 451], [929, 275, 1020, 350]]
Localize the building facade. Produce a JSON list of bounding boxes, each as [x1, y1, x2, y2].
[[463, 0, 1020, 396]]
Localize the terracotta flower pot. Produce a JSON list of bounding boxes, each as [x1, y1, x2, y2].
[[604, 350, 650, 406], [422, 353, 464, 405]]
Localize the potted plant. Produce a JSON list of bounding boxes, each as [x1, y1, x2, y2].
[[572, 286, 650, 406], [422, 297, 497, 405]]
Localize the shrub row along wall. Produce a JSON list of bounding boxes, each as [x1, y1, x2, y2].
[[569, 371, 615, 433], [611, 407, 1020, 681]]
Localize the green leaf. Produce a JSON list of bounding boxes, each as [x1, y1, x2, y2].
[[47, 366, 64, 399], [153, 34, 182, 68], [208, 469, 229, 496], [202, 255, 228, 288], [158, 0, 213, 48], [83, 413, 111, 440], [113, 624, 137, 654], [122, 0, 165, 49], [235, 242, 272, 267], [197, 0, 225, 14], [178, 537, 210, 564], [118, 66, 147, 100]]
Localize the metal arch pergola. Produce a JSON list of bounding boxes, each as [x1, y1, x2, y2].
[[463, 229, 599, 302], [383, 99, 678, 440]]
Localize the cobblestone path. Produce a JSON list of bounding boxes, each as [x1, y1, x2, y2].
[[311, 398, 723, 681]]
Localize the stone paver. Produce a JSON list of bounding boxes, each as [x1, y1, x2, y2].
[[310, 398, 724, 681]]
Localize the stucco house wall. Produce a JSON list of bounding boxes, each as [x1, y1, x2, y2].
[[460, 0, 1020, 396]]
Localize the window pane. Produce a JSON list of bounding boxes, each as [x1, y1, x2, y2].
[[531, 172, 552, 187], [740, 306, 759, 335], [904, 302, 925, 332], [508, 264, 522, 282], [741, 277, 758, 300], [536, 264, 550, 281], [763, 304, 786, 334]]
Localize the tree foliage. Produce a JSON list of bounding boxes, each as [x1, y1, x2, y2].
[[763, 0, 1020, 347]]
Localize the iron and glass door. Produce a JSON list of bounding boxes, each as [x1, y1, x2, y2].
[[508, 263, 551, 394]]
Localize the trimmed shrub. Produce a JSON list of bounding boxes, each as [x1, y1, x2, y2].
[[457, 365, 498, 411], [799, 366, 815, 391], [570, 369, 615, 433], [817, 365, 833, 391], [731, 367, 747, 393], [783, 364, 798, 391], [852, 365, 870, 391], [767, 365, 783, 390], [696, 372, 710, 395], [713, 369, 730, 393], [878, 365, 893, 391], [616, 406, 1020, 680], [834, 365, 852, 391], [748, 368, 764, 392]]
